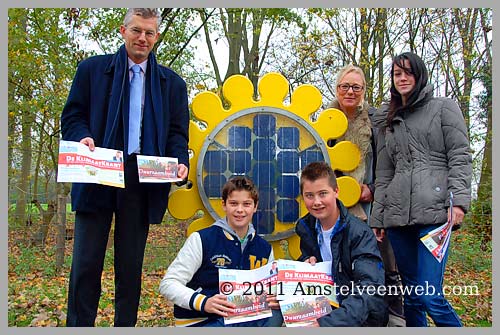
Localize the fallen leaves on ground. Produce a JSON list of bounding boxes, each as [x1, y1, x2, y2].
[[8, 221, 491, 327]]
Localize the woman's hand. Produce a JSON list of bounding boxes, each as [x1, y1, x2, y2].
[[372, 228, 385, 243], [449, 206, 464, 227], [359, 184, 373, 202]]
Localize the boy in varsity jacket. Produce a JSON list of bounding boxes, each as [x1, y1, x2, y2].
[[159, 176, 283, 327]]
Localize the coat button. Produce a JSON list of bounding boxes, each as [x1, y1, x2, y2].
[[435, 186, 441, 192]]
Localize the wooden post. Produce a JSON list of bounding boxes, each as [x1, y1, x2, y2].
[[55, 194, 67, 270]]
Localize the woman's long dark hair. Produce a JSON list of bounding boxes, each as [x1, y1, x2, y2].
[[386, 52, 429, 129]]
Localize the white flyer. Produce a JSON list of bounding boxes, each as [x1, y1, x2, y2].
[[136, 155, 183, 183], [276, 260, 338, 307], [57, 140, 124, 188], [420, 192, 454, 262], [218, 262, 275, 325], [279, 295, 332, 327]]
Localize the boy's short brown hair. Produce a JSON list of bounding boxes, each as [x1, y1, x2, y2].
[[222, 176, 259, 204], [300, 161, 338, 194]]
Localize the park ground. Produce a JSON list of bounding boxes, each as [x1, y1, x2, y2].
[[8, 214, 492, 327]]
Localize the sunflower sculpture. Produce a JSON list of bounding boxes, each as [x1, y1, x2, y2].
[[168, 72, 360, 259]]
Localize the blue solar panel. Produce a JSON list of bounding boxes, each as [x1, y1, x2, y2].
[[277, 151, 299, 173], [197, 111, 330, 237], [228, 151, 251, 173], [253, 114, 276, 137], [277, 199, 299, 223], [277, 127, 299, 149], [258, 187, 276, 210], [203, 151, 227, 173], [203, 175, 227, 198], [252, 162, 275, 187], [277, 175, 299, 198], [228, 126, 251, 149], [300, 150, 324, 167], [252, 210, 275, 235], [228, 174, 250, 181], [253, 138, 276, 161]]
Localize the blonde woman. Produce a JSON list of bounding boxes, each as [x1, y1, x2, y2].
[[327, 64, 404, 326]]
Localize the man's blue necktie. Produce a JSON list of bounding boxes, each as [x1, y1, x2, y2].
[[128, 64, 142, 154]]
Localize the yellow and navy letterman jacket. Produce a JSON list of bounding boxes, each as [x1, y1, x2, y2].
[[159, 218, 273, 326]]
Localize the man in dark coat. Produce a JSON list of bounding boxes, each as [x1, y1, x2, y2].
[[61, 8, 189, 326]]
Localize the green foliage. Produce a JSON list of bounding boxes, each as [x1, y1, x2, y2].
[[9, 203, 73, 227], [143, 214, 187, 272], [79, 8, 126, 55], [9, 244, 68, 278], [155, 9, 198, 71], [477, 73, 491, 120], [448, 229, 491, 273], [9, 202, 41, 226], [445, 229, 492, 325], [9, 8, 86, 206]]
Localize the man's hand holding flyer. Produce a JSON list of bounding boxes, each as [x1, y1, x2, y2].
[[57, 140, 125, 188]]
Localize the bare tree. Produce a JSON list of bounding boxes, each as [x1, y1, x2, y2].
[[198, 8, 303, 97]]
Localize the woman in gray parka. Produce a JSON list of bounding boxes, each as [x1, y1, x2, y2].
[[370, 52, 472, 327]]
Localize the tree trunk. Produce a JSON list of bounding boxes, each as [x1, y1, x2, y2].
[[199, 8, 223, 87], [15, 110, 32, 229], [474, 9, 492, 250], [224, 8, 243, 80], [29, 199, 56, 246], [8, 84, 17, 201], [475, 96, 492, 249], [453, 8, 479, 132], [13, 14, 32, 230], [376, 9, 387, 106]]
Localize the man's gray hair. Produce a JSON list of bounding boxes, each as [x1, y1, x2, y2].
[[123, 8, 161, 30]]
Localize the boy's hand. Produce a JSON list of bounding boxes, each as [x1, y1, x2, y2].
[[305, 256, 317, 265], [204, 294, 235, 317], [266, 294, 280, 309]]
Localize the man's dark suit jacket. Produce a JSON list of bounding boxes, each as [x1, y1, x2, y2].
[[61, 45, 189, 224]]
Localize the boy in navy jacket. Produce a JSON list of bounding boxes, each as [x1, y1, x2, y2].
[[296, 162, 388, 326]]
